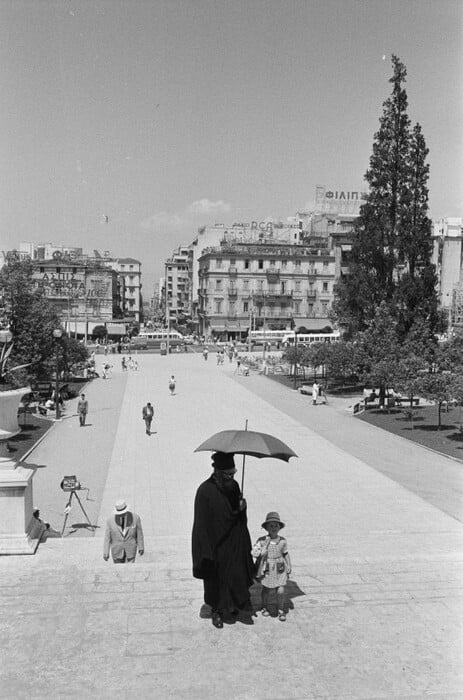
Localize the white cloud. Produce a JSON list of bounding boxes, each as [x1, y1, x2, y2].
[[140, 211, 185, 231], [186, 198, 231, 216]]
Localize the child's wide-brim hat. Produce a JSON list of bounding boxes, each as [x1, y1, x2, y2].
[[261, 511, 285, 529]]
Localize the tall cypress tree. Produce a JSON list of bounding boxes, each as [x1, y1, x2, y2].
[[333, 56, 438, 340]]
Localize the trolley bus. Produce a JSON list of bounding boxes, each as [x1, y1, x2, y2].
[[131, 329, 185, 350], [281, 331, 341, 347], [248, 330, 290, 346]]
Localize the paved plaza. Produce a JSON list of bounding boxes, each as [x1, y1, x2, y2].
[[1, 352, 463, 699]]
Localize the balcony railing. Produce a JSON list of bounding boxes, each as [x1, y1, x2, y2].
[[228, 288, 238, 297]]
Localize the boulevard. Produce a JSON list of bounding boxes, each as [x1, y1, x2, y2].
[[1, 353, 462, 699]]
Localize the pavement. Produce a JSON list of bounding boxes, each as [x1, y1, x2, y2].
[[1, 353, 463, 699]]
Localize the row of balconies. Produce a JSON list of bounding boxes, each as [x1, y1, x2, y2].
[[202, 266, 324, 276], [198, 289, 319, 299]]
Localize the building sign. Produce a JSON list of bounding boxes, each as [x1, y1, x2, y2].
[[315, 185, 367, 215], [34, 271, 86, 299]]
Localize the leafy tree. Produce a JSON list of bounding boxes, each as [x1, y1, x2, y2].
[[325, 340, 360, 387], [417, 372, 454, 430], [333, 56, 438, 340], [92, 325, 107, 340], [0, 257, 64, 387]]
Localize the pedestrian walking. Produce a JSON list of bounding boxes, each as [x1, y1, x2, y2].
[[77, 393, 88, 426], [312, 381, 319, 405], [252, 512, 291, 621], [121, 357, 127, 371], [169, 375, 176, 395], [103, 500, 144, 564], [203, 347, 209, 361], [142, 401, 154, 435], [192, 452, 254, 629]]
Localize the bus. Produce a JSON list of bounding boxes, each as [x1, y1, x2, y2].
[[281, 331, 341, 347], [131, 329, 185, 350], [248, 330, 290, 347]]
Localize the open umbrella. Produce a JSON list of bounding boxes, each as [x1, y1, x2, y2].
[[194, 420, 297, 492]]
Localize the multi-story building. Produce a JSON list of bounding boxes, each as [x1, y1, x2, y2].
[[30, 257, 119, 335], [432, 218, 463, 328], [105, 257, 142, 323], [164, 246, 191, 323], [197, 236, 336, 340], [19, 242, 143, 325]]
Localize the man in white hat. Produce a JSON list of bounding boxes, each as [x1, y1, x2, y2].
[[103, 499, 144, 563]]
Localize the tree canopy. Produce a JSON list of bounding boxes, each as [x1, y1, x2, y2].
[[333, 56, 438, 341]]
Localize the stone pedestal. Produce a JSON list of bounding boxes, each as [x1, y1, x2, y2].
[[0, 387, 41, 555], [0, 464, 41, 554]]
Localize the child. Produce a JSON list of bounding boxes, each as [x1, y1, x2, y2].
[[252, 512, 291, 621], [169, 375, 176, 395]]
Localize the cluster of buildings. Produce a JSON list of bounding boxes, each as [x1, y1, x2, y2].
[[160, 186, 463, 341], [1, 243, 142, 338], [2, 182, 461, 342]]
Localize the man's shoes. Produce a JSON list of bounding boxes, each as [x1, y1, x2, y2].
[[211, 612, 223, 629]]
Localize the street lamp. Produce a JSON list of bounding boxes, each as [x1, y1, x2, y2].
[[53, 328, 63, 420]]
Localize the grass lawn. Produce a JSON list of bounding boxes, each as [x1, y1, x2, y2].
[[357, 404, 463, 463], [8, 414, 54, 462]]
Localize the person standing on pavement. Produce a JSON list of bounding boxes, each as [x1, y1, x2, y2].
[[203, 347, 209, 361], [169, 375, 176, 395], [103, 500, 144, 563], [192, 452, 255, 629], [77, 393, 88, 426], [252, 512, 291, 621], [142, 401, 154, 434], [312, 381, 319, 405]]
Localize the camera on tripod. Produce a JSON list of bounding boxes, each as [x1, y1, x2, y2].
[[60, 475, 81, 492]]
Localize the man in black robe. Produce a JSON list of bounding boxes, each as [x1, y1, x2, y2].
[[192, 452, 254, 628]]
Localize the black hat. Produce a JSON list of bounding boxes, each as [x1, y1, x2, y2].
[[211, 452, 235, 470]]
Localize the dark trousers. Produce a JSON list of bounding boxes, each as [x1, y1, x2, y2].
[[144, 417, 152, 434], [79, 412, 87, 426]]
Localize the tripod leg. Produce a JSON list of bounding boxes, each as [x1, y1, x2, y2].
[[61, 493, 73, 536], [74, 491, 95, 530]]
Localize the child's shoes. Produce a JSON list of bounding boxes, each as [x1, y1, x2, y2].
[[278, 610, 286, 621], [260, 608, 270, 617]]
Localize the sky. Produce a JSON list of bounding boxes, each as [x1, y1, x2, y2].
[[1, 0, 462, 294]]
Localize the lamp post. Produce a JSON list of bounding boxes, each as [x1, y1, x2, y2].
[[293, 328, 299, 391], [53, 328, 63, 420]]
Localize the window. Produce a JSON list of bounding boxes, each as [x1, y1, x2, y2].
[[257, 280, 264, 290], [281, 260, 287, 269], [323, 261, 329, 268], [308, 303, 314, 315], [321, 302, 328, 314], [216, 259, 222, 268], [243, 280, 249, 290], [309, 282, 314, 291], [215, 299, 223, 313], [294, 260, 301, 268], [215, 279, 222, 290], [295, 281, 301, 292], [229, 302, 235, 314], [281, 281, 286, 293], [323, 282, 328, 292], [269, 259, 275, 267], [243, 301, 249, 312], [244, 259, 250, 269], [295, 301, 301, 314], [258, 259, 263, 269]]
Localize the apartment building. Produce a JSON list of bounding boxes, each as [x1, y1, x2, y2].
[[197, 238, 336, 340], [164, 246, 191, 322]]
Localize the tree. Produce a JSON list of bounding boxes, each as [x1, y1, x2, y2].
[[333, 56, 438, 340], [0, 257, 64, 387]]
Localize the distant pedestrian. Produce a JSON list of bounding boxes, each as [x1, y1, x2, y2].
[[252, 512, 291, 621], [203, 347, 209, 361], [121, 357, 127, 371], [101, 364, 107, 379], [169, 375, 176, 395], [312, 381, 319, 405], [103, 500, 144, 564], [133, 359, 138, 371], [142, 401, 154, 435], [77, 393, 88, 426], [235, 357, 241, 374]]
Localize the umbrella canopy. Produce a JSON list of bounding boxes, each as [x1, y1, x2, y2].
[[194, 429, 297, 462]]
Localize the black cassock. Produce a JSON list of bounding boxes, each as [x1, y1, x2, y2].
[[192, 475, 254, 613]]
